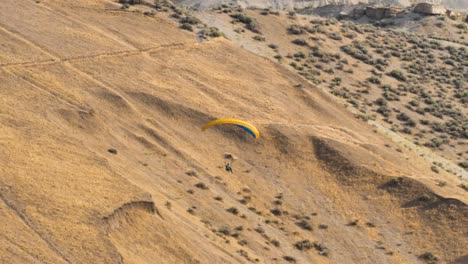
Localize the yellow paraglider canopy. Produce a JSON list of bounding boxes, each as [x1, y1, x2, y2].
[[202, 118, 260, 139]]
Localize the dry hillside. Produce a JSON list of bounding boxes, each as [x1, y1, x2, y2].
[[0, 0, 467, 264], [190, 6, 467, 175]]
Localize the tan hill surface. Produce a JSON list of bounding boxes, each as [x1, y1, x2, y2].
[[0, 0, 467, 263], [191, 7, 467, 174]]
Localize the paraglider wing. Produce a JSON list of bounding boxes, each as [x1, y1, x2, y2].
[[202, 118, 260, 139]]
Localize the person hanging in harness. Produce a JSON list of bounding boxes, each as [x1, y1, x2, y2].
[[225, 162, 233, 173]]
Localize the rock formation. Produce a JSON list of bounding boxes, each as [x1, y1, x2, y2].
[[413, 2, 447, 15]]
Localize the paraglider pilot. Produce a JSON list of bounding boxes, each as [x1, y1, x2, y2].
[[225, 162, 233, 173]]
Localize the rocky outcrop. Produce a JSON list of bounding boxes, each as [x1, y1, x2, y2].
[[365, 6, 400, 20], [347, 5, 402, 20], [413, 3, 447, 15]]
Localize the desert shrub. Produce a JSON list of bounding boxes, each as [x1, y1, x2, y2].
[[344, 32, 357, 39], [375, 98, 387, 106], [388, 70, 407, 81], [270, 208, 282, 216], [409, 100, 419, 107], [367, 76, 381, 84], [340, 41, 373, 64], [296, 220, 313, 231], [431, 122, 445, 132], [226, 207, 239, 215], [424, 137, 448, 148], [419, 252, 438, 263], [283, 256, 296, 263], [201, 27, 224, 38], [271, 239, 281, 247], [180, 15, 201, 25], [253, 35, 265, 41], [195, 182, 208, 190], [455, 23, 467, 30], [318, 224, 328, 229], [218, 226, 231, 235], [436, 181, 447, 187], [231, 13, 260, 33], [377, 106, 391, 117], [295, 240, 314, 250], [328, 32, 342, 41], [288, 25, 305, 35], [230, 13, 253, 24], [396, 113, 411, 122], [383, 90, 399, 101], [294, 51, 306, 58], [400, 127, 412, 134], [292, 38, 308, 46], [458, 162, 468, 169], [121, 0, 142, 4], [460, 182, 468, 191], [180, 23, 193, 31], [313, 242, 329, 256], [268, 43, 279, 49]]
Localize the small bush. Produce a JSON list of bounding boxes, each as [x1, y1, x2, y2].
[[296, 220, 313, 231], [314, 242, 329, 256], [218, 227, 231, 236], [180, 15, 201, 25], [459, 183, 468, 191], [231, 13, 260, 33], [418, 194, 431, 202], [268, 43, 279, 49], [195, 182, 208, 190], [180, 23, 193, 31], [458, 161, 468, 169], [270, 208, 282, 216], [254, 226, 265, 234], [283, 256, 296, 263], [271, 239, 280, 247], [287, 25, 305, 35], [295, 240, 314, 250], [201, 27, 224, 38], [419, 252, 438, 262], [367, 76, 381, 84], [388, 70, 407, 82], [226, 207, 239, 215], [328, 32, 342, 41], [436, 181, 446, 187], [292, 39, 308, 46], [253, 35, 265, 41]]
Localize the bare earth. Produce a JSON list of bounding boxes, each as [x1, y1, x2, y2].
[[0, 0, 467, 263]]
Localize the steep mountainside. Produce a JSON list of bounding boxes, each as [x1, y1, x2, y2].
[[0, 0, 467, 263]]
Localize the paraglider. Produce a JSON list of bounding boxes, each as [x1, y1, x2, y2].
[[202, 118, 259, 174], [201, 118, 260, 139]]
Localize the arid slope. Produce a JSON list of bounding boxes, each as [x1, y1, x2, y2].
[[0, 0, 467, 264]]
